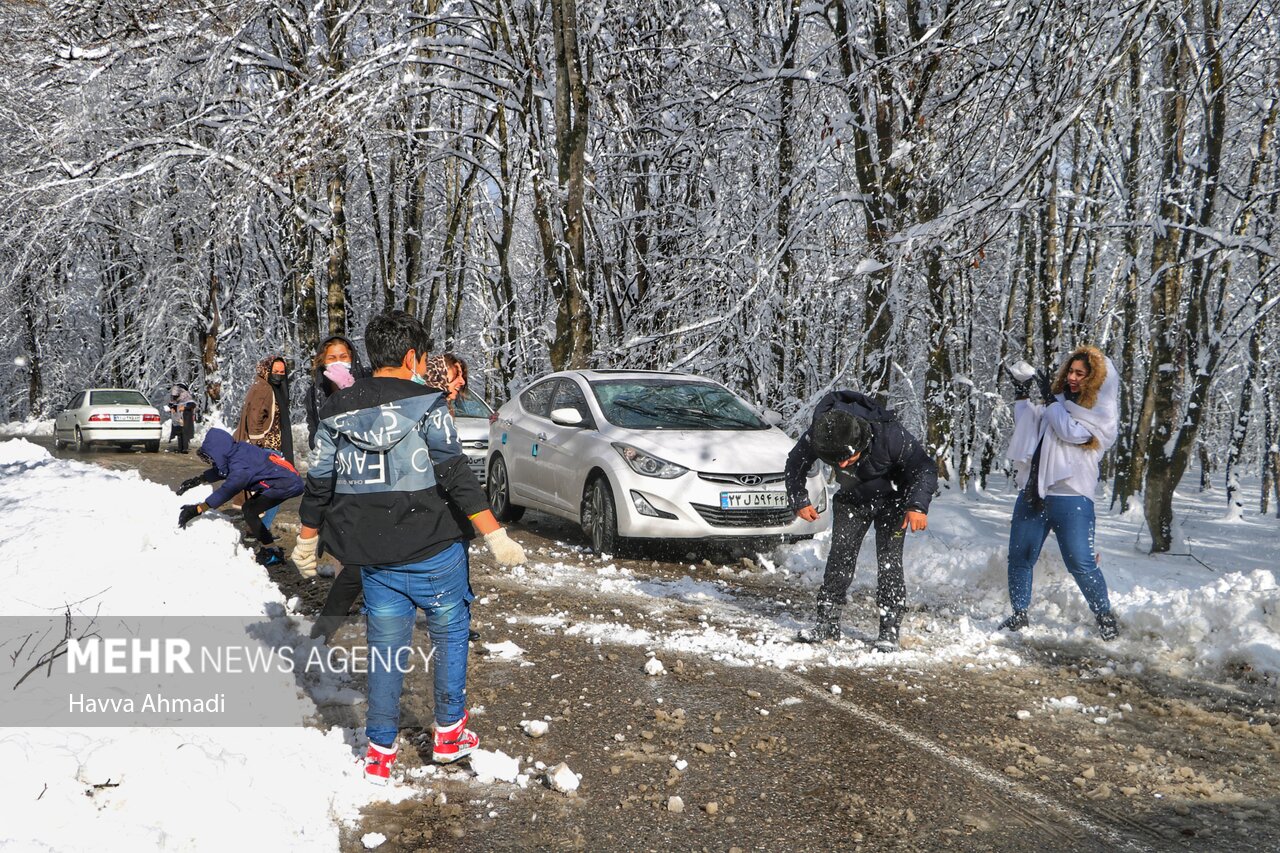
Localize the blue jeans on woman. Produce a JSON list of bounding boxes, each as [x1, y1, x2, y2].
[[1007, 493, 1111, 615], [362, 542, 473, 748]]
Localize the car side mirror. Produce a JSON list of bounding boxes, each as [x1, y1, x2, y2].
[[762, 409, 783, 427], [550, 407, 585, 427]]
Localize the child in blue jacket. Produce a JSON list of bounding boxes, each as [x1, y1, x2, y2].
[[176, 427, 304, 564]]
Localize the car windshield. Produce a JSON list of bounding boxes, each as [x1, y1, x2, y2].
[[89, 390, 150, 406], [590, 379, 768, 430], [453, 395, 494, 420]]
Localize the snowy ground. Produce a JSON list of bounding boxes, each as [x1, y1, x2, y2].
[[493, 475, 1280, 687], [2, 430, 1278, 850], [0, 438, 413, 851], [777, 477, 1280, 682]]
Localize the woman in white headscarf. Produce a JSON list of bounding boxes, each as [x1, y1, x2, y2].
[[1001, 345, 1120, 640]]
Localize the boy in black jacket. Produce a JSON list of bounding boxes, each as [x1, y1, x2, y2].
[[291, 310, 526, 784], [784, 391, 938, 651]]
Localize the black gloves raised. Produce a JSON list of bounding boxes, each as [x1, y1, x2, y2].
[[176, 476, 205, 495], [178, 504, 204, 528], [1035, 369, 1057, 405], [1007, 371, 1033, 400]]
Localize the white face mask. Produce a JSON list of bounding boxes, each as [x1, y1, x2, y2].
[[329, 361, 351, 371]]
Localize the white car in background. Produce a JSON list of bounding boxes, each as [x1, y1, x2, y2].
[[451, 393, 495, 485], [486, 370, 829, 554], [53, 388, 164, 452]]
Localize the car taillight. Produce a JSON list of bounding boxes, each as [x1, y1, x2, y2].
[[143, 414, 161, 422], [88, 413, 112, 422]]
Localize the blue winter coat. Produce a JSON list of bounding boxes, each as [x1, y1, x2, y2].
[[197, 428, 304, 509]]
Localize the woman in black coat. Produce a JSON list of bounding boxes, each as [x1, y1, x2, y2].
[[304, 335, 366, 450], [301, 334, 367, 642]]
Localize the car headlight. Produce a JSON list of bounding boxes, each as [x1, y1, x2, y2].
[[612, 443, 687, 479]]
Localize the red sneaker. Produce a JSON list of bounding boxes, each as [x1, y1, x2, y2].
[[364, 741, 397, 785], [432, 711, 478, 763]]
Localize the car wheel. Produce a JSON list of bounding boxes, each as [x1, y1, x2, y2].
[[487, 454, 525, 522], [146, 440, 160, 453], [583, 475, 621, 556], [74, 427, 89, 452], [54, 430, 66, 450]]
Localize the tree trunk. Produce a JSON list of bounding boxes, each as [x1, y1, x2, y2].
[[361, 139, 394, 312], [1039, 156, 1062, 358], [1142, 27, 1189, 553], [547, 0, 593, 369], [1111, 46, 1148, 510], [325, 158, 350, 337], [924, 246, 954, 480], [200, 262, 223, 405], [18, 273, 43, 417], [774, 0, 801, 385], [1143, 2, 1226, 552]]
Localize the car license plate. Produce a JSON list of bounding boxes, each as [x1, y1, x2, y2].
[[720, 491, 787, 509], [114, 414, 140, 422]]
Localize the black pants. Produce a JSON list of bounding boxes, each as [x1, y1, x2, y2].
[[311, 564, 363, 641], [241, 489, 294, 546], [178, 410, 195, 453], [817, 498, 907, 618]]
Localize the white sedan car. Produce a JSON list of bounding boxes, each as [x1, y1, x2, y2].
[[486, 370, 829, 553], [53, 388, 164, 452]]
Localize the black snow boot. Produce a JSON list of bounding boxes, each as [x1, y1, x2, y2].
[[998, 610, 1029, 632], [797, 601, 842, 643], [872, 611, 901, 653], [1096, 611, 1119, 641]]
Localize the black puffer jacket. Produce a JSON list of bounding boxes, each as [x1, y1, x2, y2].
[[784, 390, 937, 513]]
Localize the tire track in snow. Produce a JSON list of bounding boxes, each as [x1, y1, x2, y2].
[[775, 670, 1161, 852]]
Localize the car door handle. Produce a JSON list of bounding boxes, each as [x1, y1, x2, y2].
[[537, 432, 548, 441]]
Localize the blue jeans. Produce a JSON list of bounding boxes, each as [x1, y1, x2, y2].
[[1007, 494, 1111, 615], [362, 542, 473, 748]]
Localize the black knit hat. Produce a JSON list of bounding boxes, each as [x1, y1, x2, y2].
[[812, 410, 872, 465]]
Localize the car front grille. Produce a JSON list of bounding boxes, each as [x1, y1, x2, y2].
[[697, 472, 786, 486], [466, 453, 486, 485], [690, 503, 795, 528]]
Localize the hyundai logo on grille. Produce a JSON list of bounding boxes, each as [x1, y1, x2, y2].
[[738, 474, 763, 486]]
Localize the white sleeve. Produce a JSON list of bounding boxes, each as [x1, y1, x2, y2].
[[1007, 400, 1044, 463]]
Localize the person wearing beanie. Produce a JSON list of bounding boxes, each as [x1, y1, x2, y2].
[[783, 391, 938, 651]]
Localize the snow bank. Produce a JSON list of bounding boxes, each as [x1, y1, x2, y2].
[[0, 437, 50, 466], [0, 419, 54, 438], [776, 481, 1280, 681], [0, 439, 411, 851]]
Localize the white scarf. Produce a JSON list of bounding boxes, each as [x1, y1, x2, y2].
[[1007, 357, 1119, 499]]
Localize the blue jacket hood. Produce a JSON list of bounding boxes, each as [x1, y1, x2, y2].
[[199, 428, 235, 473]]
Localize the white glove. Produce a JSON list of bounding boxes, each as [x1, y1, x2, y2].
[[483, 528, 527, 566], [291, 535, 319, 578]]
